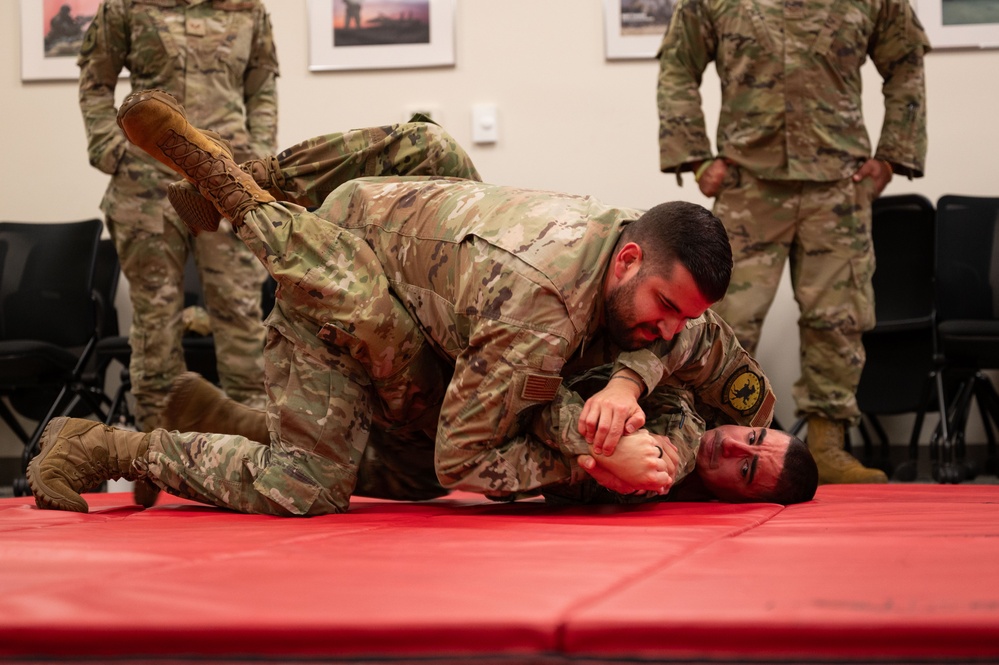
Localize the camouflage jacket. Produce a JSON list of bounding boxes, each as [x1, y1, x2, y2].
[[78, 0, 279, 199], [657, 0, 930, 181], [540, 308, 776, 503], [277, 177, 766, 497]]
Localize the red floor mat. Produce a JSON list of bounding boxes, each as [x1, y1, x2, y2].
[[2, 485, 998, 663]]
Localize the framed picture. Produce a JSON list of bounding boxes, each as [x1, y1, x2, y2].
[[914, 0, 999, 49], [307, 0, 455, 71], [604, 0, 674, 60], [20, 0, 103, 81]]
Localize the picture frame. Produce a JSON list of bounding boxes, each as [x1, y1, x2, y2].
[[603, 0, 674, 60], [307, 0, 455, 72], [20, 0, 104, 81], [914, 0, 999, 49]]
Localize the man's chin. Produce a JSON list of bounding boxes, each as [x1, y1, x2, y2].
[[611, 331, 656, 352]]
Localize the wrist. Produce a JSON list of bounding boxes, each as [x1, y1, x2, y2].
[[694, 158, 714, 182], [609, 373, 644, 398]]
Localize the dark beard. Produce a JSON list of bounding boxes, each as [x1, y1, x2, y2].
[[603, 277, 652, 351]]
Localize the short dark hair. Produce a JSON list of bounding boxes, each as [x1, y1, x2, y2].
[[618, 201, 732, 302], [762, 435, 818, 505]]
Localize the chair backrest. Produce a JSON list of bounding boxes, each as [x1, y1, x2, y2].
[[857, 195, 937, 415], [869, 194, 936, 329], [0, 220, 103, 346], [935, 195, 999, 325]]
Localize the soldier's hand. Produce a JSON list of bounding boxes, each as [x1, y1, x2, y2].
[[581, 430, 678, 494], [578, 375, 646, 455], [852, 157, 893, 195], [577, 454, 645, 495], [697, 159, 728, 198]]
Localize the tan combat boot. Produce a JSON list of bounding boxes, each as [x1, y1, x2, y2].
[[807, 416, 888, 484], [167, 155, 286, 236], [28, 417, 152, 513], [116, 89, 275, 227], [162, 372, 269, 444]]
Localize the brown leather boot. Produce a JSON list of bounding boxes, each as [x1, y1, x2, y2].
[[167, 155, 286, 236], [162, 372, 269, 444], [28, 417, 152, 513], [807, 416, 888, 484], [116, 89, 275, 226]]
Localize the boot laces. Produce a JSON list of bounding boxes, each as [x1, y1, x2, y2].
[[159, 131, 254, 211]]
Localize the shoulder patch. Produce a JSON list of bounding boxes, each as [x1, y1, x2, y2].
[[521, 374, 562, 402], [722, 366, 763, 414], [750, 391, 776, 428]]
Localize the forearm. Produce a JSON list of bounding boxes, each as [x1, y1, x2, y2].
[[244, 72, 278, 158], [77, 1, 128, 174], [434, 322, 584, 497], [875, 53, 928, 178], [656, 0, 714, 174]]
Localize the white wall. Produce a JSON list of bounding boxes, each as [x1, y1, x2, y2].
[[2, 0, 998, 458]]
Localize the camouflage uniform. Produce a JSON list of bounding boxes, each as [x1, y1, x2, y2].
[[657, 0, 929, 422], [78, 0, 279, 430], [140, 176, 667, 515], [126, 114, 772, 514], [543, 310, 776, 504]]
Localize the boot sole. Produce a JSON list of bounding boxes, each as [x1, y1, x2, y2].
[[167, 181, 221, 236], [26, 416, 89, 513], [116, 89, 187, 138]]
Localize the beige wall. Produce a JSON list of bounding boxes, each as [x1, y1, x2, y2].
[[2, 0, 998, 457]]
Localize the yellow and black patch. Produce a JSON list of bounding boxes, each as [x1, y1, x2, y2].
[[723, 366, 763, 414]]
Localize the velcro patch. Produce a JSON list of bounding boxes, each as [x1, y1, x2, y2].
[[751, 391, 776, 428], [522, 374, 562, 402], [185, 18, 206, 37]]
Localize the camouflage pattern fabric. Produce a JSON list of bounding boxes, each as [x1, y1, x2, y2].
[[657, 0, 930, 180], [135, 124, 774, 516], [271, 119, 483, 209], [78, 0, 280, 429], [656, 0, 928, 423], [712, 170, 876, 420], [537, 308, 776, 505]]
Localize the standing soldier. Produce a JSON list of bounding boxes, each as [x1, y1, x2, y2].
[[77, 0, 279, 502], [656, 0, 930, 483]]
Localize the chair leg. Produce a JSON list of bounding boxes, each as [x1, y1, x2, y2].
[[972, 373, 999, 476], [935, 375, 975, 484], [103, 368, 135, 428]]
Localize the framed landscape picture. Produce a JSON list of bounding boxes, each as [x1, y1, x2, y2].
[[915, 0, 999, 49], [604, 0, 674, 60], [307, 0, 456, 71]]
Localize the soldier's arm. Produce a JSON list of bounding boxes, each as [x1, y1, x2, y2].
[[243, 4, 280, 158], [657, 0, 716, 179], [577, 367, 647, 455], [434, 318, 671, 499], [660, 310, 776, 428], [77, 0, 129, 175], [869, 0, 930, 179]]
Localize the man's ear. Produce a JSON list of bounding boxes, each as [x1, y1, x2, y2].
[[613, 242, 644, 279]]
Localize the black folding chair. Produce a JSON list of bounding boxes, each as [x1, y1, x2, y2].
[[0, 220, 110, 495], [932, 195, 999, 483], [852, 194, 946, 480]]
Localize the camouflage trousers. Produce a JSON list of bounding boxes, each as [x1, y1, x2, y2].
[[106, 191, 267, 432], [269, 116, 481, 209], [710, 168, 876, 423], [141, 121, 477, 515]]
